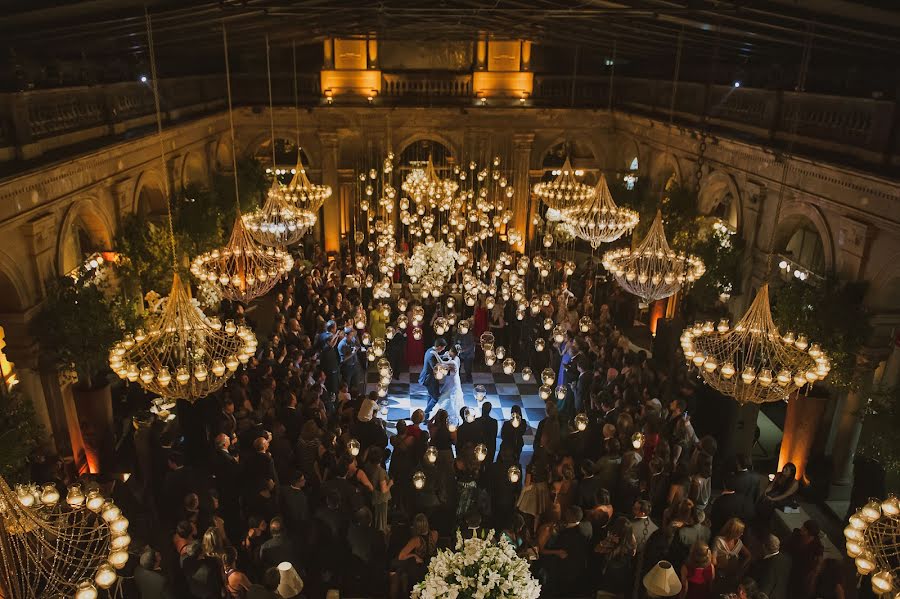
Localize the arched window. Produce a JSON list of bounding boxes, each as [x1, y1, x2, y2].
[[784, 225, 825, 273], [624, 156, 639, 190]]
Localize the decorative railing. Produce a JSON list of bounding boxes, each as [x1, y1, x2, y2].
[[0, 72, 896, 170], [382, 71, 472, 100]]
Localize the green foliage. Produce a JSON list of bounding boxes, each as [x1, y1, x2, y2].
[[858, 385, 900, 475], [0, 389, 44, 483], [690, 224, 745, 309], [116, 157, 270, 297], [771, 276, 870, 391], [33, 276, 127, 389], [115, 216, 174, 296]]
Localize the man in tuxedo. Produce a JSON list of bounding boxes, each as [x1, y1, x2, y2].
[[749, 534, 792, 599], [730, 453, 761, 504], [338, 327, 362, 393], [419, 337, 447, 417], [475, 402, 498, 462], [316, 320, 341, 395]]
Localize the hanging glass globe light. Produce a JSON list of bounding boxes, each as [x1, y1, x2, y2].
[[603, 210, 705, 304], [110, 274, 257, 401], [242, 179, 314, 247], [533, 157, 595, 212], [682, 284, 829, 404], [563, 173, 639, 247], [191, 215, 293, 303]]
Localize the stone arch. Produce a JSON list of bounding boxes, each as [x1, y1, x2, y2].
[[698, 170, 742, 231], [772, 200, 834, 274], [249, 130, 316, 168], [615, 134, 643, 172], [650, 152, 682, 190], [533, 136, 605, 178], [0, 249, 33, 313], [134, 168, 168, 216], [213, 134, 234, 171], [180, 150, 208, 190], [395, 131, 460, 163], [56, 198, 114, 276]]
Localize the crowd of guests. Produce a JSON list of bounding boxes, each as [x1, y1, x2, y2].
[[75, 244, 846, 599]]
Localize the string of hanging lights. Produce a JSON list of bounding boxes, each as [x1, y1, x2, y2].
[[602, 210, 705, 304], [0, 476, 131, 599]]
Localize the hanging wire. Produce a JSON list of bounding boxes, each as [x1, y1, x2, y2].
[[223, 25, 242, 213], [266, 34, 278, 172], [764, 24, 815, 277], [145, 8, 178, 270], [292, 39, 300, 153]]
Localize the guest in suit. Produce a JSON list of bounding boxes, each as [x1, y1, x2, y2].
[[475, 402, 498, 462], [280, 471, 310, 536], [134, 547, 174, 599], [749, 534, 792, 599], [419, 337, 448, 417], [730, 453, 761, 504], [455, 326, 476, 383], [259, 517, 297, 570]]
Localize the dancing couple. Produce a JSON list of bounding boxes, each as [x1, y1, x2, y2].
[[419, 337, 466, 424]]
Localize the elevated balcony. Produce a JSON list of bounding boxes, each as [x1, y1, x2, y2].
[[0, 71, 897, 176]]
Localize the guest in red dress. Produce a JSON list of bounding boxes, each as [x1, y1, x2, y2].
[[406, 307, 425, 367], [680, 540, 715, 599]]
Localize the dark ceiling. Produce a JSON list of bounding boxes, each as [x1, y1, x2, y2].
[[2, 1, 899, 90]]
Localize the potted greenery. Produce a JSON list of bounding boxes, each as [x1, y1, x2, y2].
[[33, 274, 134, 471], [0, 388, 45, 483]]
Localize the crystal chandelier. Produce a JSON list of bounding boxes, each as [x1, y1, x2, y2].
[[533, 157, 595, 212], [242, 179, 314, 247], [844, 496, 900, 596], [603, 210, 705, 303], [563, 173, 639, 247], [0, 475, 130, 599], [110, 273, 257, 400], [680, 284, 829, 404], [191, 216, 293, 303]]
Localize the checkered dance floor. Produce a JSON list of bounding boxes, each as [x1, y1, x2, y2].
[[366, 363, 543, 466]]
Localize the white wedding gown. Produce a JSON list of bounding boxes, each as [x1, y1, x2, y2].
[[431, 356, 466, 425]]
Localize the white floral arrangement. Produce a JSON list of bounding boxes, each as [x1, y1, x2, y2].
[[406, 240, 462, 294], [413, 533, 541, 599]]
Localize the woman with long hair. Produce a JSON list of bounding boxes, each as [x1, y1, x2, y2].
[[680, 540, 715, 599], [712, 517, 751, 590]]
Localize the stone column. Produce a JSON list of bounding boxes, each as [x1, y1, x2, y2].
[[318, 132, 341, 253], [21, 212, 56, 297], [828, 359, 876, 500], [836, 216, 870, 281], [511, 133, 534, 253], [1, 328, 56, 454]]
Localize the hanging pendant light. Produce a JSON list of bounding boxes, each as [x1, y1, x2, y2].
[[564, 173, 639, 247], [111, 274, 257, 400], [603, 209, 704, 303], [533, 156, 594, 212], [192, 215, 293, 303], [110, 19, 256, 403], [681, 284, 829, 404], [190, 29, 293, 302], [243, 36, 322, 247]]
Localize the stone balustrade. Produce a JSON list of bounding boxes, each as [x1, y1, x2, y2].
[[0, 72, 897, 171]]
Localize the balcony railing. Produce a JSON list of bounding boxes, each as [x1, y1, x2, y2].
[[0, 71, 896, 172]]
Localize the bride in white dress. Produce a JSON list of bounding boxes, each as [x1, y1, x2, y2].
[[430, 345, 466, 425]]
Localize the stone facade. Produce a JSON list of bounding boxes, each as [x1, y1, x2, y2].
[[0, 103, 897, 489]]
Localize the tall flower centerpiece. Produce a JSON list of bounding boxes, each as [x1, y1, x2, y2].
[[413, 533, 541, 599], [406, 239, 463, 298]]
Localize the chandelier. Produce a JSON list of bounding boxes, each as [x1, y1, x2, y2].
[[844, 496, 900, 596], [285, 156, 331, 215], [190, 216, 293, 303], [0, 476, 130, 599], [242, 179, 314, 247], [110, 273, 257, 400], [563, 173, 639, 247], [680, 284, 830, 404], [401, 156, 459, 210], [533, 157, 595, 212], [602, 209, 705, 303]]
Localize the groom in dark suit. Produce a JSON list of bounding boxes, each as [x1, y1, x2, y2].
[[420, 337, 448, 417]]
